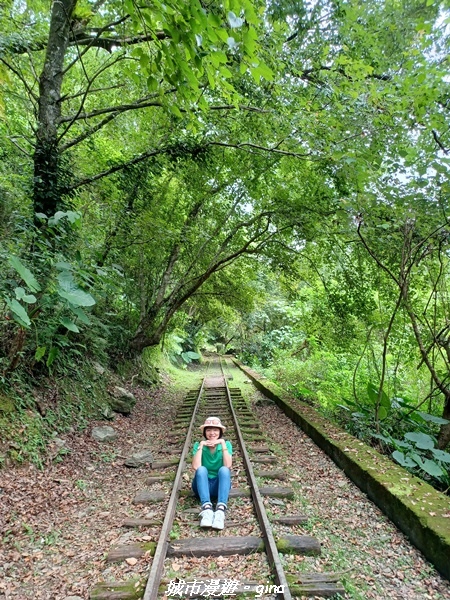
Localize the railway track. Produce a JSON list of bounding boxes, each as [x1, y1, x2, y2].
[[91, 358, 344, 599]]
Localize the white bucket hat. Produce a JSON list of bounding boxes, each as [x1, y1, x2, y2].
[[199, 416, 226, 434]]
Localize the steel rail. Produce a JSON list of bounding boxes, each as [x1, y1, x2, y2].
[[142, 376, 207, 600], [220, 358, 293, 600]]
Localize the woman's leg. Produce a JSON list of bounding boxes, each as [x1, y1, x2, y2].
[[211, 467, 231, 530], [216, 466, 231, 507], [193, 467, 214, 527], [192, 466, 211, 507]]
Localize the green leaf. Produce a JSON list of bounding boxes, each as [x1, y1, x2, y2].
[[181, 351, 193, 363], [392, 450, 415, 468], [417, 411, 449, 425], [5, 298, 31, 327], [169, 104, 183, 118], [147, 76, 159, 92], [379, 389, 390, 408], [68, 305, 91, 325], [420, 459, 444, 478], [404, 432, 435, 450], [367, 382, 378, 404], [60, 317, 80, 333], [253, 62, 273, 82], [55, 261, 73, 271], [378, 406, 388, 420], [14, 287, 36, 303], [431, 448, 450, 464], [210, 50, 228, 67], [367, 382, 389, 408], [8, 256, 41, 292], [46, 347, 59, 368], [35, 346, 46, 361], [57, 272, 96, 307], [186, 351, 200, 360]]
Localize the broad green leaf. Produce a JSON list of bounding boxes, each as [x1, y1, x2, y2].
[[5, 298, 31, 327], [367, 382, 389, 408], [15, 287, 37, 304], [417, 411, 449, 425], [210, 51, 228, 67], [392, 451, 415, 468], [420, 459, 444, 478], [8, 256, 41, 292], [169, 104, 183, 118], [57, 271, 96, 307], [404, 432, 435, 450], [68, 305, 91, 325], [431, 448, 450, 464], [379, 389, 390, 408], [35, 346, 46, 361], [48, 210, 81, 227], [186, 351, 200, 359], [46, 347, 59, 368], [253, 62, 273, 82], [60, 317, 80, 333], [55, 261, 73, 271], [367, 382, 378, 404], [378, 406, 388, 420]]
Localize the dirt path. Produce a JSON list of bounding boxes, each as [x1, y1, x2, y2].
[[0, 382, 186, 600]]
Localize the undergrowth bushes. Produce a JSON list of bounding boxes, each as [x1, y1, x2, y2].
[[248, 348, 450, 493], [0, 363, 113, 468]]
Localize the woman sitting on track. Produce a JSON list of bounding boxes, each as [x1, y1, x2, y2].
[[192, 416, 232, 530]]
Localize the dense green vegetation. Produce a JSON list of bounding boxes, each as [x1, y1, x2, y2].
[[1, 0, 450, 489]]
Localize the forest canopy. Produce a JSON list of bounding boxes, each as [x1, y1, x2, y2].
[[1, 0, 450, 481]]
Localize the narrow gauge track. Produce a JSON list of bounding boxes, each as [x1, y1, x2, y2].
[[91, 359, 344, 600]]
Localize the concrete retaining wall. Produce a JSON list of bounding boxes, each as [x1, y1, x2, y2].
[[233, 359, 450, 581]]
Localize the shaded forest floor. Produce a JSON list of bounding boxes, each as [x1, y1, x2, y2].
[[0, 375, 191, 600], [0, 362, 449, 599]]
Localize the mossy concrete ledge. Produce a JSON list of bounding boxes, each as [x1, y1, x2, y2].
[[233, 359, 450, 581]]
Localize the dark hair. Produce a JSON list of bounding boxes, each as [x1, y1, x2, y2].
[[203, 426, 224, 439]]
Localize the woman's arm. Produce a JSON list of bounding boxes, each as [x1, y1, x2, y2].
[[221, 440, 232, 468], [192, 441, 205, 470]]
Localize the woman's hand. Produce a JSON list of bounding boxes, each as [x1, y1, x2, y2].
[[203, 438, 223, 448]]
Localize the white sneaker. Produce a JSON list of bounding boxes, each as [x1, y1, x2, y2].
[[212, 510, 225, 530], [200, 508, 214, 527]]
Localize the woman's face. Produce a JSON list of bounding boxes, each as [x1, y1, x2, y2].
[[205, 427, 221, 440]]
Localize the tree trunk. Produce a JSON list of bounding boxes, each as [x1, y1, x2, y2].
[[437, 395, 450, 450], [33, 0, 77, 217]]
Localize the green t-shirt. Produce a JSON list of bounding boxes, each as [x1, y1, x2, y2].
[[192, 440, 233, 478]]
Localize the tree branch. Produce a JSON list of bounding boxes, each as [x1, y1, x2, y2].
[[432, 129, 449, 154], [59, 92, 164, 124], [208, 140, 310, 158], [70, 146, 168, 190]]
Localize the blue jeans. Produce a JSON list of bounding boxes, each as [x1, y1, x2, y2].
[[192, 466, 231, 507]]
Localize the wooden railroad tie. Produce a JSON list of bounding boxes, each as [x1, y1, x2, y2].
[[106, 534, 321, 562], [91, 568, 344, 599], [255, 469, 286, 479], [251, 455, 278, 464], [133, 486, 294, 505]]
